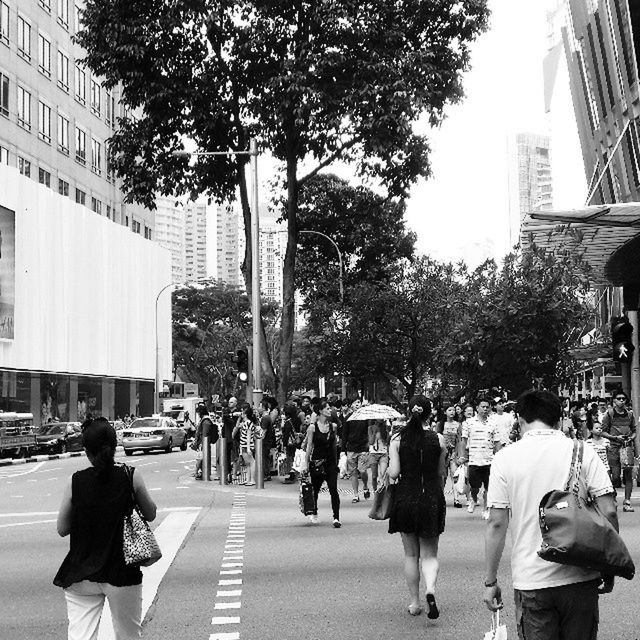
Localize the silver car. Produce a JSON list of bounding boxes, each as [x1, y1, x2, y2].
[[122, 417, 188, 456]]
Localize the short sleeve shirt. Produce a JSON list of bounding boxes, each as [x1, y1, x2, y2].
[[461, 416, 501, 466], [488, 429, 613, 590]]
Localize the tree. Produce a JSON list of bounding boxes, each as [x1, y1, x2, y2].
[[447, 244, 594, 397], [77, 0, 490, 403], [172, 281, 278, 401]]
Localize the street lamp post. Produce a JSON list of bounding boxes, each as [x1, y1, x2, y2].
[[155, 282, 174, 415], [172, 140, 262, 408], [299, 230, 344, 303]]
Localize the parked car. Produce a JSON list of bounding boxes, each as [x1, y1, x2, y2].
[[36, 422, 83, 454], [122, 416, 188, 456]]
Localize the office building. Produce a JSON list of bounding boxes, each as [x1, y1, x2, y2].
[[184, 202, 207, 283], [216, 202, 243, 288], [508, 133, 553, 244], [0, 0, 154, 235]]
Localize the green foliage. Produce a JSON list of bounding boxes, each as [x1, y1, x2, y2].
[[76, 0, 490, 401], [172, 281, 278, 399]]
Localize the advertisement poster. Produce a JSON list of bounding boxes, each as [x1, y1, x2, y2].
[[0, 205, 15, 340]]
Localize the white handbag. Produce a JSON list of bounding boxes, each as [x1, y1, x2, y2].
[[483, 611, 507, 640]]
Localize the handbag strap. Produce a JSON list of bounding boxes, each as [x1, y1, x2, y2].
[[563, 439, 579, 492], [123, 464, 141, 516]]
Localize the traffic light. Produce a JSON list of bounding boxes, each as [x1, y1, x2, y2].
[[611, 316, 635, 362], [236, 348, 249, 382]]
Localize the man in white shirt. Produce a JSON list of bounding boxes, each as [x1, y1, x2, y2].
[[492, 398, 514, 446], [461, 397, 502, 519], [483, 390, 617, 640]]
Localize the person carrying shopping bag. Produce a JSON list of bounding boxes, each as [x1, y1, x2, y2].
[[232, 404, 263, 486], [54, 417, 157, 640]]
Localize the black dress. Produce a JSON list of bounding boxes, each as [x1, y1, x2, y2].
[[389, 429, 446, 538]]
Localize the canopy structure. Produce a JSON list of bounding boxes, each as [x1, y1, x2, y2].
[[521, 203, 640, 286]]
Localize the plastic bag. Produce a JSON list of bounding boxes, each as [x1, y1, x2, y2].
[[292, 448, 306, 473], [454, 463, 467, 494], [338, 452, 348, 477], [483, 611, 507, 640]]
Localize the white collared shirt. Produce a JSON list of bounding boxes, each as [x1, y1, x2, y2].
[[461, 415, 501, 466], [488, 428, 613, 590]]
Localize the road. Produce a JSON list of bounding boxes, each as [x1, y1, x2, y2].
[[1, 452, 639, 640]]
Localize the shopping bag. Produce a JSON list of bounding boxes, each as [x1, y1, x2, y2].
[[293, 449, 306, 473], [454, 463, 467, 494], [368, 483, 396, 520], [299, 478, 315, 516], [483, 611, 507, 640], [338, 452, 348, 477], [620, 445, 635, 469]]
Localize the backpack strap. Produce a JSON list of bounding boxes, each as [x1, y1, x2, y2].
[[564, 439, 579, 492]]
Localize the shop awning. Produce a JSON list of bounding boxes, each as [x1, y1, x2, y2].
[[520, 203, 640, 286]]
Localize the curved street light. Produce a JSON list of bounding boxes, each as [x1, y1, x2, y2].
[[298, 229, 344, 303]]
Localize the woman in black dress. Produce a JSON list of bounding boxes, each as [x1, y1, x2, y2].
[[388, 395, 447, 619]]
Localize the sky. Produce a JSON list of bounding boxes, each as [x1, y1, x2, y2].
[[403, 0, 587, 267]]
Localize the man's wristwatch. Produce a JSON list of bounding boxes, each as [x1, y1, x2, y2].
[[484, 579, 498, 587]]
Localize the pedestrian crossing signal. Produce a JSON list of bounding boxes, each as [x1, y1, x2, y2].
[[611, 316, 635, 363], [237, 348, 249, 382]]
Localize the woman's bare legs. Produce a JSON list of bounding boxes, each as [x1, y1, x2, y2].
[[419, 536, 440, 618], [400, 532, 422, 613]]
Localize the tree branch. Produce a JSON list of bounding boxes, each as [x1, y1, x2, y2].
[[298, 137, 362, 186]]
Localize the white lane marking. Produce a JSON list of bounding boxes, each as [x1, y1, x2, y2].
[[10, 495, 24, 498], [176, 486, 189, 490], [218, 579, 242, 585], [214, 602, 241, 609], [222, 563, 243, 568], [0, 462, 46, 478], [27, 479, 38, 482], [98, 509, 201, 640], [149, 488, 162, 491], [209, 634, 240, 640], [211, 617, 240, 625], [217, 590, 242, 597], [0, 519, 56, 529], [49, 478, 58, 481], [220, 570, 242, 575]]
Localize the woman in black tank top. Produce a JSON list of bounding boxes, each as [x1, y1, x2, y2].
[[54, 417, 157, 639], [304, 400, 341, 528]]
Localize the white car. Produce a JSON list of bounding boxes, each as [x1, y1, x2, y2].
[[122, 417, 188, 456]]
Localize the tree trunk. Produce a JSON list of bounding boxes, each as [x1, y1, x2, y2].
[[278, 156, 299, 406]]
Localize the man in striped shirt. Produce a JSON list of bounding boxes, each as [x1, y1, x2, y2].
[[461, 397, 502, 519]]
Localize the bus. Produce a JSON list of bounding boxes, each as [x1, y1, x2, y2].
[[0, 412, 37, 458]]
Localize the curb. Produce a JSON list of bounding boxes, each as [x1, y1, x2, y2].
[[0, 451, 84, 467]]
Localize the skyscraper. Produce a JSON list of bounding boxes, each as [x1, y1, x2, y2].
[[184, 202, 207, 283], [216, 202, 244, 288], [154, 197, 186, 284], [508, 133, 553, 244]]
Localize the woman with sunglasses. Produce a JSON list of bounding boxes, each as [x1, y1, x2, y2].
[[54, 417, 157, 639]]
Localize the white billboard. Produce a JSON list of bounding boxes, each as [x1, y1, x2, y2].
[[0, 205, 15, 340]]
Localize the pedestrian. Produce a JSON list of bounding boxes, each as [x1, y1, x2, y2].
[[232, 404, 262, 487], [388, 395, 447, 619], [586, 423, 611, 475], [601, 390, 636, 512], [183, 410, 196, 439], [460, 397, 502, 519], [258, 397, 275, 482], [303, 399, 341, 527], [368, 419, 390, 491], [342, 399, 372, 503], [221, 397, 239, 483], [483, 390, 617, 640], [595, 398, 609, 425], [281, 402, 301, 484], [571, 402, 592, 440], [54, 417, 157, 640], [492, 399, 514, 447], [454, 404, 464, 423], [441, 405, 463, 507]]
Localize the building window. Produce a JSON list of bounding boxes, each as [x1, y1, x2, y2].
[[125, 215, 129, 226], [90, 79, 100, 117], [74, 3, 83, 32], [39, 0, 51, 14], [0, 72, 8, 117], [0, 145, 8, 164], [38, 101, 51, 143], [75, 188, 85, 205], [91, 197, 101, 214], [57, 51, 69, 92], [75, 126, 86, 164], [38, 33, 51, 78], [106, 204, 111, 219], [38, 167, 51, 188], [75, 64, 86, 105], [18, 156, 31, 177], [57, 114, 69, 153], [17, 86, 31, 130], [144, 226, 151, 239], [57, 0, 69, 29], [105, 91, 114, 125], [0, 2, 9, 46], [132, 219, 141, 234], [91, 138, 101, 174], [58, 178, 69, 196], [17, 16, 31, 61]]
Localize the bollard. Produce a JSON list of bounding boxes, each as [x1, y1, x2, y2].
[[255, 435, 264, 489], [202, 434, 211, 482], [219, 437, 228, 485]]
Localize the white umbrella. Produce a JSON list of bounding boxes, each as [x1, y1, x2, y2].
[[346, 404, 402, 421]]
